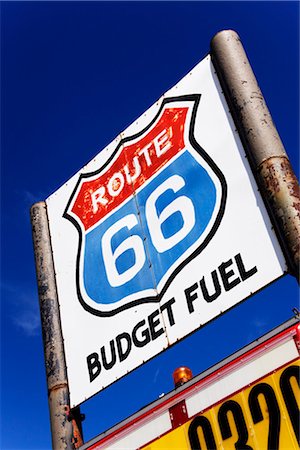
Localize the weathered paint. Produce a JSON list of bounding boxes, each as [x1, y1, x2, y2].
[[259, 156, 300, 270], [210, 29, 300, 277], [65, 406, 85, 448], [31, 202, 83, 449]]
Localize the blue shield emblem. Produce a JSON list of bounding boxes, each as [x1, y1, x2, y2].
[[64, 95, 227, 316]]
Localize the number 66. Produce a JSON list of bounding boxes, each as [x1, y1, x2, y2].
[[102, 175, 195, 287]]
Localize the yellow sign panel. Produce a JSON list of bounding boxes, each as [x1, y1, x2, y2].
[[142, 361, 299, 450]]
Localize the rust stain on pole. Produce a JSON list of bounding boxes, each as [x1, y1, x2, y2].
[[259, 156, 300, 267], [211, 30, 300, 277], [65, 406, 85, 448]]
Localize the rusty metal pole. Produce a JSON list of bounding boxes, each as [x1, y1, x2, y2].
[[31, 201, 74, 449], [210, 30, 300, 279]]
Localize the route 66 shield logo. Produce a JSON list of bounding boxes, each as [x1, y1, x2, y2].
[[64, 94, 227, 316]]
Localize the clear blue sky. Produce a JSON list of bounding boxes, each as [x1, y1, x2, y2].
[[1, 1, 299, 449]]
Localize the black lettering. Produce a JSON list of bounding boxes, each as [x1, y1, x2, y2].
[[87, 352, 101, 382], [218, 400, 253, 450], [161, 298, 176, 326], [132, 320, 151, 347], [116, 332, 132, 362], [100, 340, 116, 370], [188, 415, 217, 450], [148, 309, 164, 340], [200, 270, 221, 303], [185, 282, 199, 313], [248, 382, 280, 450], [235, 253, 257, 281], [219, 259, 241, 291], [280, 365, 300, 443]]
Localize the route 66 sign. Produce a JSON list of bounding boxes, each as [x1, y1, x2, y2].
[[64, 95, 226, 316], [46, 55, 286, 407]]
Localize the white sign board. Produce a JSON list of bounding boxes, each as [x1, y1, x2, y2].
[[46, 55, 286, 407]]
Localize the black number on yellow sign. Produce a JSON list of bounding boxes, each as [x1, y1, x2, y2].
[[280, 365, 300, 444], [248, 382, 280, 450], [218, 400, 253, 450], [188, 364, 300, 450], [188, 416, 217, 450]]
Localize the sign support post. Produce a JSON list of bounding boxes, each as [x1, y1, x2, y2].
[[31, 202, 82, 449], [211, 29, 300, 278]]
